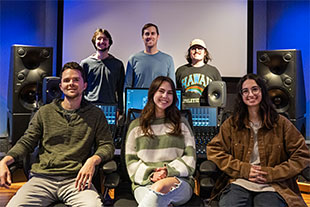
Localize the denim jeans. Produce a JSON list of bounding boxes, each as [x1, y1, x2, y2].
[[134, 177, 193, 207], [219, 183, 287, 207]]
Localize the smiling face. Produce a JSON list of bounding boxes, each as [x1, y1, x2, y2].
[[190, 45, 206, 64], [153, 81, 173, 118], [241, 79, 262, 108], [95, 32, 110, 52], [142, 26, 159, 49], [59, 69, 87, 100]]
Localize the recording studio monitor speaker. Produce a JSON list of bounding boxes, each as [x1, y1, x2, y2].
[[7, 45, 53, 144], [257, 49, 305, 120], [207, 81, 227, 108], [42, 76, 62, 105], [8, 45, 53, 113]]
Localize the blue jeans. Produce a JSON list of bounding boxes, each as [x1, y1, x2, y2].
[[134, 177, 193, 207], [219, 183, 287, 207]]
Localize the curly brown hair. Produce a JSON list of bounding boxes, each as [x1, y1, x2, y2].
[[140, 76, 182, 137]]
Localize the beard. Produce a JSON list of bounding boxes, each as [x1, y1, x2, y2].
[[65, 93, 80, 100], [63, 89, 82, 100], [97, 47, 109, 52]]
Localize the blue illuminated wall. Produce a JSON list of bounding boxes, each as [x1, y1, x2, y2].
[[268, 1, 309, 140], [0, 0, 58, 136], [253, 0, 310, 139]]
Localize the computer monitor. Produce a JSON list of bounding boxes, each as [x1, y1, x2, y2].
[[186, 106, 217, 127], [94, 103, 117, 125], [125, 88, 182, 116]]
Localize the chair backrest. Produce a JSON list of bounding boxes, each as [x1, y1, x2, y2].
[[180, 109, 193, 130], [119, 109, 142, 181], [23, 145, 40, 178], [300, 166, 310, 181]]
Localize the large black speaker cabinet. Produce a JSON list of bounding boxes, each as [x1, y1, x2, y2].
[[257, 49, 306, 135], [222, 77, 240, 114], [257, 49, 305, 119], [7, 45, 53, 144], [42, 76, 62, 105], [8, 45, 53, 113], [7, 112, 33, 145]]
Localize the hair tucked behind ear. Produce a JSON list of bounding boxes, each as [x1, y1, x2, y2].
[[140, 76, 182, 137]]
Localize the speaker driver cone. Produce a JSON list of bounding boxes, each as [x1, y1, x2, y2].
[[19, 83, 42, 110], [268, 54, 289, 75], [268, 88, 290, 113]]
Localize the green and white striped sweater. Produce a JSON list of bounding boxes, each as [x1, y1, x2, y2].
[[125, 117, 196, 191]]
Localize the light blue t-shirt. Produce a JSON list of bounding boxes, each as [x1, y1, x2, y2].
[[124, 51, 175, 89]]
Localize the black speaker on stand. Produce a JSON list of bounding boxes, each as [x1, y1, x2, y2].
[[7, 45, 53, 145], [203, 81, 227, 125], [257, 49, 306, 136]]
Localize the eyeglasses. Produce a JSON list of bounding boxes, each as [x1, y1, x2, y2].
[[240, 86, 261, 96]]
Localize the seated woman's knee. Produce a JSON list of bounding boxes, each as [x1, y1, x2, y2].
[[151, 178, 180, 194], [151, 181, 167, 193]]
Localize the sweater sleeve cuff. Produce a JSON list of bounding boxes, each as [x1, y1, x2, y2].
[[165, 164, 179, 177], [261, 166, 273, 182], [240, 162, 251, 179], [6, 152, 19, 163]]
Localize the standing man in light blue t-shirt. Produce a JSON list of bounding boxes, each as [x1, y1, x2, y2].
[[124, 23, 175, 89]]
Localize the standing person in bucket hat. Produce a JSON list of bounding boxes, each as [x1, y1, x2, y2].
[[176, 38, 222, 108]]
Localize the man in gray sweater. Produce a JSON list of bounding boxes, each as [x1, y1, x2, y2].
[[0, 62, 114, 206]]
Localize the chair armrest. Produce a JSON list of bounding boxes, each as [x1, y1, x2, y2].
[[199, 160, 218, 175], [104, 172, 120, 188], [9, 163, 18, 174], [101, 160, 120, 189], [200, 177, 215, 189], [300, 166, 310, 181], [102, 160, 117, 174]]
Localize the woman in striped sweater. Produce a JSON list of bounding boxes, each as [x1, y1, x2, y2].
[[125, 76, 196, 207]]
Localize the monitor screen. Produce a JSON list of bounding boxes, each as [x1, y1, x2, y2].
[[94, 104, 117, 125], [186, 107, 217, 127], [125, 88, 182, 116]]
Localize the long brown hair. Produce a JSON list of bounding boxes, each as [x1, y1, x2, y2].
[[233, 73, 279, 130], [140, 76, 182, 137]]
